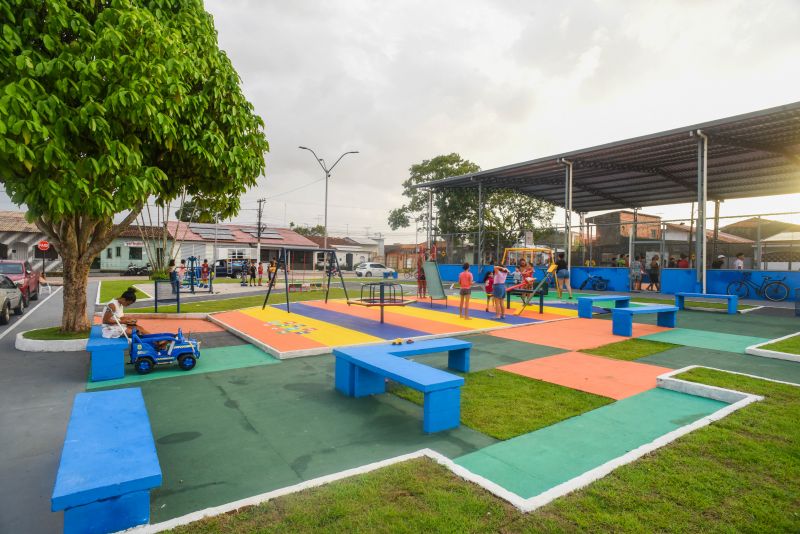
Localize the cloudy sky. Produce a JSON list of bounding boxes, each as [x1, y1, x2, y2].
[[4, 0, 799, 241]]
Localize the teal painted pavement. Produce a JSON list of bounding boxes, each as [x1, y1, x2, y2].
[[455, 388, 726, 499], [640, 328, 769, 354]]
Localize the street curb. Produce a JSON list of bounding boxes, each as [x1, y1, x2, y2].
[[15, 331, 88, 352]]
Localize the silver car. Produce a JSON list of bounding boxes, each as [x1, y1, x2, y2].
[[0, 274, 25, 325]]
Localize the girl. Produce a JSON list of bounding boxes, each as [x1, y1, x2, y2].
[[257, 261, 264, 286], [102, 287, 151, 338], [178, 259, 187, 286], [492, 264, 510, 319], [458, 263, 473, 319], [483, 269, 494, 312], [555, 252, 573, 299], [168, 259, 178, 294]]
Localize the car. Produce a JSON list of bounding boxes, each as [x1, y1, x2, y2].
[[0, 260, 40, 305], [354, 262, 395, 278], [0, 274, 26, 325]]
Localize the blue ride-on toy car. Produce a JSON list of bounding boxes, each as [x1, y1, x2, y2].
[[129, 328, 200, 374]]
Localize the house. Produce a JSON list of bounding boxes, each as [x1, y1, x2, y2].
[[662, 223, 754, 267], [99, 225, 174, 272], [760, 231, 800, 271], [384, 241, 447, 270], [167, 221, 319, 270], [721, 217, 800, 241], [304, 236, 377, 270], [586, 210, 663, 246], [0, 211, 61, 272]]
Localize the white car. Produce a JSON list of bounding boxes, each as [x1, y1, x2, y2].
[[354, 262, 395, 278], [0, 274, 25, 325]]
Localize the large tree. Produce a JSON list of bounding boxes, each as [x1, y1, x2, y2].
[[388, 154, 554, 257], [289, 222, 326, 237], [0, 1, 269, 331]]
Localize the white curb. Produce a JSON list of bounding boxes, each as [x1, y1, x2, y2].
[[745, 331, 800, 363], [15, 331, 88, 352]]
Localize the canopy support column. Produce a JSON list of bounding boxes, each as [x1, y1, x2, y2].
[[477, 182, 483, 270], [712, 200, 721, 261], [628, 208, 638, 291], [559, 158, 574, 268], [426, 189, 433, 252], [694, 130, 709, 293]]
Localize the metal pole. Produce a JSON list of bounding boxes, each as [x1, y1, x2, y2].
[[712, 200, 720, 261], [559, 159, 574, 268], [628, 208, 637, 290], [477, 182, 483, 269], [695, 130, 709, 293], [755, 217, 762, 270], [427, 189, 433, 252], [579, 213, 586, 266], [256, 198, 265, 263]]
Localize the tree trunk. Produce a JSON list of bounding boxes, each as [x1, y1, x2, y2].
[[60, 255, 92, 332]]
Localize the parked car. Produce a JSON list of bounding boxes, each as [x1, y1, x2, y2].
[[214, 259, 248, 278], [0, 274, 26, 324], [354, 262, 395, 278], [0, 260, 40, 305]]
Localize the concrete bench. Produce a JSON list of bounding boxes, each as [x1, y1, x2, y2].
[[52, 388, 161, 534], [675, 292, 738, 315], [86, 325, 129, 381], [611, 305, 678, 336], [334, 338, 470, 433], [577, 295, 631, 318]]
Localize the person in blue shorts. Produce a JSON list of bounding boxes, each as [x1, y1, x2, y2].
[[492, 264, 510, 319]]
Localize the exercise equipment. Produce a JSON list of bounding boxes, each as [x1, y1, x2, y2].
[[262, 248, 349, 313]]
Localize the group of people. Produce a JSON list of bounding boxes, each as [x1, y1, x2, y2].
[[455, 252, 573, 321]]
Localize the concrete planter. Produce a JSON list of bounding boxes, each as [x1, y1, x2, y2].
[[15, 331, 89, 352]]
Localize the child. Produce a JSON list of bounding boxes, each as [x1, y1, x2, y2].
[[249, 260, 257, 287], [240, 263, 248, 286], [200, 259, 210, 288], [458, 263, 473, 319], [257, 261, 264, 286], [178, 259, 187, 286], [484, 270, 494, 312], [492, 264, 510, 319]]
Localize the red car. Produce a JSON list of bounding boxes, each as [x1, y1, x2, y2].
[[0, 260, 41, 305]]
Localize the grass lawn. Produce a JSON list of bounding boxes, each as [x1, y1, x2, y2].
[[632, 296, 754, 311], [130, 288, 351, 314], [167, 368, 800, 533], [22, 326, 89, 340], [390, 369, 612, 440], [582, 338, 680, 361], [760, 334, 800, 355], [98, 279, 149, 302]]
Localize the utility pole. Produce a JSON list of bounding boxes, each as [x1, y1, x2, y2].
[[256, 198, 266, 263]]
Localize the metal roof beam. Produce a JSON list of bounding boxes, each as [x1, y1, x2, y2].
[[572, 157, 696, 192], [705, 132, 800, 165]]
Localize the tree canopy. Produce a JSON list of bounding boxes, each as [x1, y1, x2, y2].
[[289, 222, 326, 237], [0, 0, 269, 330], [387, 153, 555, 252]]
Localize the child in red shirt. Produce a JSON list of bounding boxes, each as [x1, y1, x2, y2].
[[458, 263, 474, 319], [484, 271, 494, 312]]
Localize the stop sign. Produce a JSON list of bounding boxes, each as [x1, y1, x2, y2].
[[37, 240, 50, 252]]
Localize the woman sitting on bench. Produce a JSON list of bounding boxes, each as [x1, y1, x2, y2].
[[102, 287, 151, 338]]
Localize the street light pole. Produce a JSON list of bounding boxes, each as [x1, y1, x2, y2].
[[298, 147, 359, 249]]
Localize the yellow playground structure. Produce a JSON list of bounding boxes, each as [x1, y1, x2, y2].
[[500, 246, 556, 268]]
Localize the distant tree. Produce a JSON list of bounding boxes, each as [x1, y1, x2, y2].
[[175, 198, 218, 224], [387, 154, 554, 255], [0, 1, 269, 331], [289, 222, 326, 237]]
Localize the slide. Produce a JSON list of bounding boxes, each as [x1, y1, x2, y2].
[[423, 261, 448, 306]]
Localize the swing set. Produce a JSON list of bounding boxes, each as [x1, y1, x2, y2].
[[262, 248, 349, 312]]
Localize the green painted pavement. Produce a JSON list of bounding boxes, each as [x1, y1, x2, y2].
[[640, 328, 769, 354], [639, 346, 800, 385], [119, 354, 495, 522], [404, 334, 565, 372], [87, 344, 279, 390], [455, 388, 726, 499]]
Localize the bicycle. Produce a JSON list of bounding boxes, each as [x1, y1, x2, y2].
[[726, 272, 790, 302], [578, 274, 609, 291], [403, 268, 418, 280]]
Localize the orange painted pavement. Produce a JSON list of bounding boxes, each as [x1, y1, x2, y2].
[[302, 300, 472, 335], [499, 352, 673, 400], [93, 317, 223, 333], [489, 317, 667, 351], [211, 310, 326, 352]]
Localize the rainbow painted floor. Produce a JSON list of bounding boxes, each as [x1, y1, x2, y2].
[[210, 297, 587, 358]]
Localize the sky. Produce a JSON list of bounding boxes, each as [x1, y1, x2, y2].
[[3, 0, 799, 241]]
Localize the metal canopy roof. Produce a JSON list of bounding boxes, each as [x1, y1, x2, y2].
[[416, 101, 800, 212]]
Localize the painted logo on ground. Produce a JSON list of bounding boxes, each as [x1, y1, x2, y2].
[[265, 320, 316, 335]]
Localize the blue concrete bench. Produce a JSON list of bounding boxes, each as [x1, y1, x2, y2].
[[86, 325, 129, 381], [611, 305, 678, 336], [52, 388, 161, 534], [334, 338, 470, 433], [675, 292, 738, 315], [577, 295, 630, 318]]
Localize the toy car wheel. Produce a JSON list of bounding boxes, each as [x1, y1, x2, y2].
[[135, 357, 155, 375], [178, 354, 196, 371]]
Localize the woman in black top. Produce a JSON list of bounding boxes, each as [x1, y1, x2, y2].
[[554, 252, 573, 299], [646, 255, 661, 292]]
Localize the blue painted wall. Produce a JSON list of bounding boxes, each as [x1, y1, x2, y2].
[[662, 268, 800, 301], [661, 268, 699, 294]]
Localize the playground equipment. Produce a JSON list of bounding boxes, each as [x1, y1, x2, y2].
[[262, 247, 349, 312], [129, 328, 201, 374], [348, 281, 416, 323], [422, 261, 448, 307], [501, 246, 555, 268]]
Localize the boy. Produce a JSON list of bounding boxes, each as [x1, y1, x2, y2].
[[200, 259, 210, 288], [257, 261, 264, 285], [249, 260, 257, 286], [734, 253, 745, 270], [458, 263, 473, 319]]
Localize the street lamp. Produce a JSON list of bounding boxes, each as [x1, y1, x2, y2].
[[298, 146, 359, 249]]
